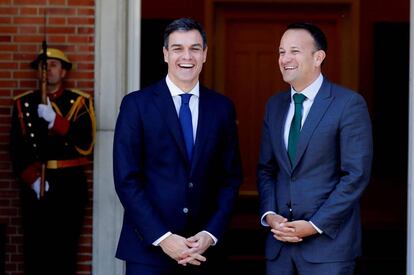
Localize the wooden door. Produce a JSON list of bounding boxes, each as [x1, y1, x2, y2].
[[209, 3, 357, 195]]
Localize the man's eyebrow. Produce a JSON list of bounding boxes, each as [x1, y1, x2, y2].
[[169, 43, 203, 48]]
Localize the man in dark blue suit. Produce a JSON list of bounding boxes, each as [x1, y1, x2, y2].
[[113, 18, 242, 274], [257, 22, 373, 275]]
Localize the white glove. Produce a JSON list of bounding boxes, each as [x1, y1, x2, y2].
[[32, 177, 50, 199], [37, 98, 56, 129]]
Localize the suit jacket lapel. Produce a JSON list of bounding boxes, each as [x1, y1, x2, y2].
[[191, 87, 213, 172], [271, 92, 292, 173], [293, 80, 334, 170], [152, 80, 189, 165]]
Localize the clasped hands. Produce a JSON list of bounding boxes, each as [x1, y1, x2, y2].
[[266, 214, 317, 243], [159, 231, 213, 266]]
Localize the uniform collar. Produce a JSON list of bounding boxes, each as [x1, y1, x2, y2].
[[48, 85, 65, 101]]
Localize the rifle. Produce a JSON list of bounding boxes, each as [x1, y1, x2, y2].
[[39, 15, 48, 199]]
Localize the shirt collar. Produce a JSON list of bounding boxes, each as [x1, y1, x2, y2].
[[290, 73, 323, 101], [166, 75, 200, 98]]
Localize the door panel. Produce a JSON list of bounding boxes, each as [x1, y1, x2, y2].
[[214, 4, 352, 194]]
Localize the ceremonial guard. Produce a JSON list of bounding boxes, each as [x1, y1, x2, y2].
[[10, 48, 95, 275]]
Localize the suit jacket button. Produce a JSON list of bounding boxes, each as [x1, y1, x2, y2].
[[183, 208, 189, 214], [291, 176, 296, 181], [188, 182, 193, 188]]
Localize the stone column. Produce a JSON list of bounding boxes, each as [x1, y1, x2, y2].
[[93, 0, 140, 274]]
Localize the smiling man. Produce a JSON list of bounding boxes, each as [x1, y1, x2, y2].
[[113, 18, 243, 275], [257, 22, 373, 275]]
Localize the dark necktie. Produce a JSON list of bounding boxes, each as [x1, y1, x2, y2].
[[288, 93, 306, 165], [179, 93, 193, 161]]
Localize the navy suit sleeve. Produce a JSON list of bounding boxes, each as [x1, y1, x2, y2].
[[310, 93, 373, 238], [204, 100, 243, 239], [257, 100, 279, 218], [113, 94, 168, 245]]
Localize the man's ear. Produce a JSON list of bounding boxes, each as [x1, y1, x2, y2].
[[163, 47, 168, 63], [314, 50, 326, 67], [203, 46, 208, 63], [61, 69, 67, 78]]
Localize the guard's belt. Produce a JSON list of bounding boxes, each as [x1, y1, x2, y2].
[[47, 157, 89, 169]]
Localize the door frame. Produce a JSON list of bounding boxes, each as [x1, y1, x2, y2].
[[203, 0, 360, 91], [204, 0, 360, 196]]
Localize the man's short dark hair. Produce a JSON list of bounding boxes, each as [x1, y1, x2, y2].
[[163, 18, 207, 49], [287, 22, 328, 53]]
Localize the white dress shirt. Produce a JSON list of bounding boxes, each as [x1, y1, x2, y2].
[[166, 76, 199, 142], [283, 74, 323, 149]]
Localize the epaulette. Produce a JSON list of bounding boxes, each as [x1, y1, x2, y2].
[[70, 88, 90, 99], [13, 90, 34, 101]]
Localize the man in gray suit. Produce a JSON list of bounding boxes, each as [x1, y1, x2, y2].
[[257, 22, 373, 275]]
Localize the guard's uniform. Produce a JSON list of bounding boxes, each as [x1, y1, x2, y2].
[[10, 86, 95, 275]]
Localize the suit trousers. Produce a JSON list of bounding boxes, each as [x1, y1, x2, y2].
[[266, 244, 355, 275], [21, 168, 87, 275]]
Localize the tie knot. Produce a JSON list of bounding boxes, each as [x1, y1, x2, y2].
[[180, 93, 192, 105], [293, 93, 306, 104]]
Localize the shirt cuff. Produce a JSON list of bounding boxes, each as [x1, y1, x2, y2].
[[309, 221, 323, 234], [261, 211, 277, 226], [152, 231, 172, 246], [202, 230, 218, 246]]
